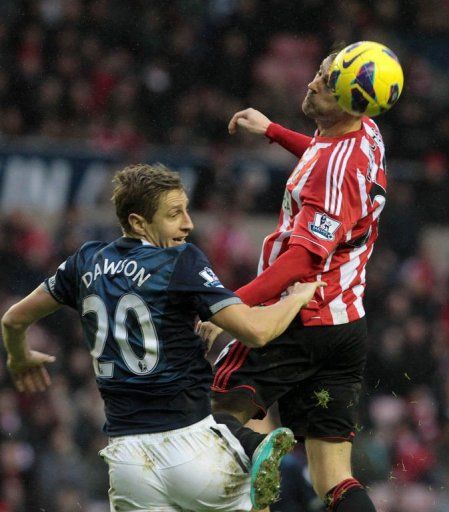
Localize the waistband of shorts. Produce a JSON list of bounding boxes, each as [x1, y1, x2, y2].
[[109, 415, 216, 443]]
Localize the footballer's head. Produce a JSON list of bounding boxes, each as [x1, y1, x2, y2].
[[112, 163, 193, 248], [302, 48, 360, 125], [302, 52, 342, 120]]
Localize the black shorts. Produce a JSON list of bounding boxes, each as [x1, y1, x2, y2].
[[212, 318, 367, 441]]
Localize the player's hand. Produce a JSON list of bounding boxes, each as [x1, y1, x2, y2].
[[7, 350, 55, 393], [287, 281, 327, 306], [228, 108, 272, 135], [196, 321, 224, 354]]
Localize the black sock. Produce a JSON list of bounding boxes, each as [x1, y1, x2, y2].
[[325, 478, 376, 511], [213, 412, 265, 460]]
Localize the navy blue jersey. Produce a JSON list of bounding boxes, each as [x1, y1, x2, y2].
[[44, 237, 241, 435]]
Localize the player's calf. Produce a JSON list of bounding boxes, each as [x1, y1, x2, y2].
[[324, 478, 376, 511], [213, 411, 265, 458]]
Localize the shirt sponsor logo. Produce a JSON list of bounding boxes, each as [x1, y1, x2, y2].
[[309, 212, 341, 241], [199, 267, 223, 288]]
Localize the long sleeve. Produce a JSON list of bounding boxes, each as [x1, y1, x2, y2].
[[265, 123, 312, 158], [235, 245, 322, 307]]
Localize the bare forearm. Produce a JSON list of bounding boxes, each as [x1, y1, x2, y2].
[[2, 286, 61, 363], [244, 294, 305, 344], [212, 294, 306, 348], [2, 322, 29, 361]]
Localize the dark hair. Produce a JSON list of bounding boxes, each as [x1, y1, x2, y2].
[[111, 163, 183, 232], [327, 41, 347, 63]]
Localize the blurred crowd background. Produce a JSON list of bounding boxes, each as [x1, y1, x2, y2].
[[1, 0, 449, 511]]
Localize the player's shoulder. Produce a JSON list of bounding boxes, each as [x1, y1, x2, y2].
[[56, 241, 106, 280], [362, 117, 385, 158], [362, 116, 381, 132], [74, 240, 109, 266], [167, 243, 213, 286], [344, 117, 384, 168], [172, 242, 208, 263], [78, 240, 108, 257], [361, 117, 385, 148]]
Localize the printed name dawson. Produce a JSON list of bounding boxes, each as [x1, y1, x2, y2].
[[82, 259, 151, 288]]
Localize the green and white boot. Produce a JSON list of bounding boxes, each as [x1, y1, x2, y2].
[[250, 427, 296, 510]]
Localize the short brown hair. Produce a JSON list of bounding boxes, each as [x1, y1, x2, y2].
[[327, 42, 347, 64], [328, 41, 346, 57], [111, 163, 183, 232]]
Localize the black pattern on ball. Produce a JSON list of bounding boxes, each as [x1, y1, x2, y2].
[[353, 62, 376, 100], [350, 88, 370, 113], [328, 69, 341, 93], [388, 84, 400, 105]]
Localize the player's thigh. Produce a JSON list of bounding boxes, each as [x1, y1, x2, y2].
[[107, 465, 181, 512], [100, 439, 173, 511], [305, 438, 352, 499], [212, 328, 315, 421], [278, 319, 367, 439], [100, 423, 252, 512], [165, 424, 252, 512]]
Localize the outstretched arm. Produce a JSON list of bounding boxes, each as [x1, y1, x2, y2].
[[2, 285, 61, 392], [265, 123, 312, 158], [209, 280, 325, 348], [197, 245, 322, 349], [228, 108, 312, 158]]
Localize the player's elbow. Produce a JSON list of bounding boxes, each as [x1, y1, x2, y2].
[[240, 325, 270, 348], [1, 305, 28, 331]]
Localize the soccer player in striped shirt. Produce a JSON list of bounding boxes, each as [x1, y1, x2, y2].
[[208, 51, 385, 511]]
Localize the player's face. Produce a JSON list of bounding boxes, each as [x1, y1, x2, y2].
[[302, 56, 346, 121], [145, 188, 194, 248]]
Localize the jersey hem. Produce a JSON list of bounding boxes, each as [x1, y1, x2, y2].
[[42, 279, 66, 305], [107, 414, 215, 439], [104, 410, 212, 437]]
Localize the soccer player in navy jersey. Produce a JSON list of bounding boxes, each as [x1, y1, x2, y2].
[[1, 164, 324, 512], [202, 51, 385, 512]]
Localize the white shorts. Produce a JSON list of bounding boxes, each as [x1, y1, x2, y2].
[[99, 415, 252, 512]]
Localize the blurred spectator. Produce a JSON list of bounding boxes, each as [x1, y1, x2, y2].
[[0, 0, 444, 165], [36, 426, 88, 510], [415, 152, 449, 226]]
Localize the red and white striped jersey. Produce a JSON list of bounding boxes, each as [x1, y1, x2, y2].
[[259, 117, 387, 326]]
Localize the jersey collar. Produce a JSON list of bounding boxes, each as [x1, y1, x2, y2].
[[313, 116, 369, 142], [115, 237, 157, 249]]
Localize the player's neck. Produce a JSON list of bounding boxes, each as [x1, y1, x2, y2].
[[317, 117, 362, 138]]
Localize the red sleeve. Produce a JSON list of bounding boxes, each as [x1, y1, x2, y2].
[[265, 123, 312, 158], [235, 245, 322, 307]]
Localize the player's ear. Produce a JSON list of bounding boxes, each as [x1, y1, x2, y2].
[[128, 213, 147, 237]]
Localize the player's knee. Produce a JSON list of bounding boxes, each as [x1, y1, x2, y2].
[[211, 392, 256, 424]]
